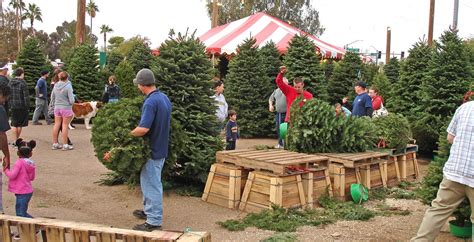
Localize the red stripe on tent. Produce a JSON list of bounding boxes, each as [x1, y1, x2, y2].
[[276, 33, 295, 53], [199, 23, 230, 42], [253, 22, 280, 46], [208, 13, 265, 51]]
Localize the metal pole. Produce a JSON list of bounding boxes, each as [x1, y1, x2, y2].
[[386, 27, 391, 64], [428, 0, 435, 46], [453, 0, 459, 30]]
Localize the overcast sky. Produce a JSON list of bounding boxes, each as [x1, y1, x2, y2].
[[26, 0, 474, 57]]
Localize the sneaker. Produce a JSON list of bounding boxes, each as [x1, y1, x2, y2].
[[32, 122, 43, 125], [133, 222, 161, 232], [46, 121, 53, 125], [52, 143, 63, 150], [62, 144, 74, 151], [133, 210, 147, 220]]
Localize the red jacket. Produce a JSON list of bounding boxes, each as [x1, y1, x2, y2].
[[372, 95, 384, 110], [275, 72, 313, 122]]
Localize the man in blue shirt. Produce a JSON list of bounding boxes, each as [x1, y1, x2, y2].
[[32, 70, 53, 125], [130, 68, 172, 232], [350, 81, 373, 117]]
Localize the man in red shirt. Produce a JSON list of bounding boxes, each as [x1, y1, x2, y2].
[[275, 66, 313, 122]]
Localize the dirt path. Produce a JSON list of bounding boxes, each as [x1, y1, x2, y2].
[[1, 123, 462, 241]]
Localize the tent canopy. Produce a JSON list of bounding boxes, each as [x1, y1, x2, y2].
[[199, 12, 346, 59]]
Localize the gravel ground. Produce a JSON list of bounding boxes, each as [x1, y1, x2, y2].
[[1, 123, 465, 241]]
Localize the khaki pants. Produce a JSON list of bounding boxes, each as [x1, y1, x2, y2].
[[412, 177, 474, 242]]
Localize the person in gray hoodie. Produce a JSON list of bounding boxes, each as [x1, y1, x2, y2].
[[50, 71, 75, 151]]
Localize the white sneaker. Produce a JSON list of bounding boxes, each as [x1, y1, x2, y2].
[[62, 144, 74, 151], [52, 143, 63, 150]]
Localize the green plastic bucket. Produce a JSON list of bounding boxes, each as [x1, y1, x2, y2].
[[449, 220, 472, 238], [279, 122, 288, 139], [350, 184, 369, 203]]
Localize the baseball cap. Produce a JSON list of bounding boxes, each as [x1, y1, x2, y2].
[[133, 68, 155, 86], [355, 81, 367, 89], [40, 70, 49, 76], [0, 61, 7, 71]]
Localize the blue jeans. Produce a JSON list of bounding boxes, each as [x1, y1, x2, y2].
[[275, 112, 286, 146], [140, 158, 165, 226], [15, 193, 33, 218]]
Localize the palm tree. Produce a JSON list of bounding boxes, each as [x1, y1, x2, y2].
[[86, 0, 99, 40], [23, 3, 42, 36], [9, 0, 25, 52], [100, 24, 113, 51]]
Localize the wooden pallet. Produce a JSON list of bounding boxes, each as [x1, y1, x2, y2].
[[320, 151, 389, 168], [377, 144, 419, 156], [239, 171, 306, 212], [0, 215, 210, 242], [389, 151, 420, 181], [386, 160, 401, 187], [301, 167, 333, 208], [329, 164, 359, 200], [360, 162, 387, 189], [216, 149, 329, 175], [202, 163, 249, 209]]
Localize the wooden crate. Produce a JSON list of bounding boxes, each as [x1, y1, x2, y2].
[[320, 151, 389, 168], [329, 164, 360, 200], [216, 149, 329, 175], [359, 162, 387, 189], [385, 160, 401, 187], [302, 167, 333, 208], [389, 151, 420, 182], [377, 144, 419, 156], [239, 171, 306, 212], [202, 163, 249, 209], [0, 215, 210, 242]]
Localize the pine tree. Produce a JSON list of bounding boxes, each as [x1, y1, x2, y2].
[[321, 59, 335, 83], [16, 37, 50, 111], [114, 60, 139, 98], [416, 30, 471, 153], [106, 51, 124, 72], [260, 41, 282, 86], [283, 35, 327, 101], [371, 72, 391, 102], [361, 63, 379, 86], [383, 57, 400, 84], [327, 51, 362, 104], [225, 38, 274, 137], [68, 44, 101, 101], [127, 41, 153, 73], [153, 31, 223, 183]]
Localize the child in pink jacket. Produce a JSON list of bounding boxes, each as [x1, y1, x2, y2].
[[3, 138, 36, 218]]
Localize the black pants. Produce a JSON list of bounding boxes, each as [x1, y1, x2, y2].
[[226, 141, 236, 150]]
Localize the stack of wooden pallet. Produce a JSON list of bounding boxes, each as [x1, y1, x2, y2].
[[202, 149, 331, 212], [383, 144, 420, 184]]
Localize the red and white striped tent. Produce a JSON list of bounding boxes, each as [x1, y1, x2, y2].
[[199, 12, 346, 59]]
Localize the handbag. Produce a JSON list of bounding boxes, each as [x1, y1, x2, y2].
[[373, 102, 389, 118]]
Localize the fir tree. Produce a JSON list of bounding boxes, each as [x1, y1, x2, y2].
[[153, 31, 223, 183], [16, 37, 50, 111], [106, 51, 124, 72], [383, 57, 400, 84], [327, 51, 362, 104], [114, 60, 139, 98], [127, 41, 153, 73], [260, 41, 282, 86], [361, 63, 379, 86], [321, 59, 335, 83], [371, 72, 391, 102], [283, 35, 327, 101], [416, 30, 471, 153], [225, 38, 274, 137], [68, 44, 101, 101]]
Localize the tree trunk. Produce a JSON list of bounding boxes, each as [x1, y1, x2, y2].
[[16, 8, 20, 53], [76, 0, 86, 45], [90, 17, 93, 42], [103, 33, 106, 52]]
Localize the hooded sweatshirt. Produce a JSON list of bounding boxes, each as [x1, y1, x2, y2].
[[51, 81, 75, 110], [4, 158, 36, 194]]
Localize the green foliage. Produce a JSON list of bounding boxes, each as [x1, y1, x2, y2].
[[383, 57, 400, 84], [283, 35, 327, 101], [373, 113, 412, 151], [114, 60, 140, 98], [321, 59, 335, 83], [260, 41, 282, 87], [370, 187, 417, 200], [16, 37, 50, 112], [225, 38, 274, 137], [68, 44, 101, 101], [127, 40, 153, 73], [261, 233, 297, 242], [286, 98, 377, 153], [91, 97, 187, 185], [361, 63, 379, 86], [153, 31, 223, 183], [327, 52, 362, 104], [106, 51, 124, 71], [371, 72, 391, 102]]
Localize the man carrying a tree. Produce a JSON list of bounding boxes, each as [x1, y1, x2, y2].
[[275, 66, 313, 123]]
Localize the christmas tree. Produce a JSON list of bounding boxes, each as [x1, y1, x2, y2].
[[225, 38, 274, 137], [327, 51, 362, 104], [321, 59, 335, 84], [361, 63, 379, 86], [371, 72, 391, 103], [153, 31, 223, 183], [260, 41, 282, 86], [106, 51, 124, 72], [68, 44, 101, 101], [16, 37, 50, 111], [115, 60, 140, 98], [383, 57, 400, 84], [283, 35, 327, 101], [127, 41, 153, 73]]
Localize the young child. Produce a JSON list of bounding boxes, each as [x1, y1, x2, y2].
[[335, 103, 352, 118], [4, 138, 36, 218], [225, 110, 239, 150]]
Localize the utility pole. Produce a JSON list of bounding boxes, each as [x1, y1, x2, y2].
[[386, 27, 391, 64], [428, 0, 435, 46], [453, 0, 459, 30], [76, 0, 86, 45], [211, 0, 219, 28]]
